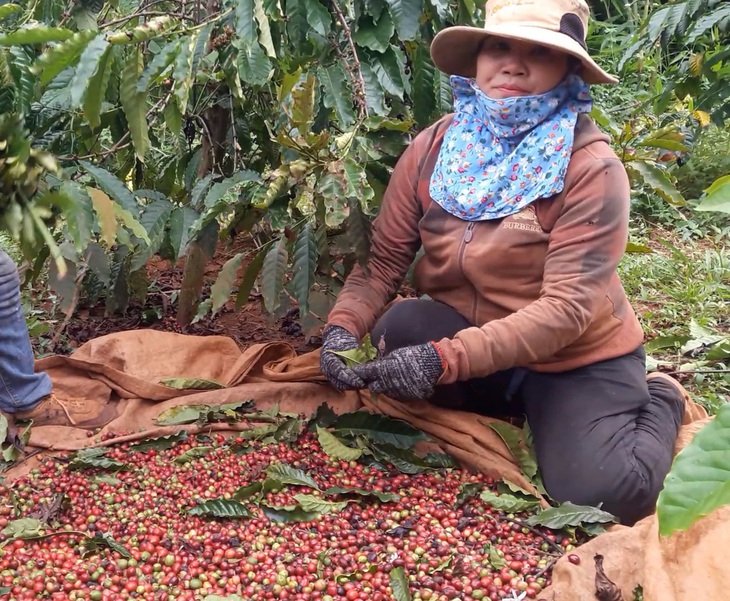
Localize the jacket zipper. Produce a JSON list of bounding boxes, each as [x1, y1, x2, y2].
[[457, 222, 479, 324]]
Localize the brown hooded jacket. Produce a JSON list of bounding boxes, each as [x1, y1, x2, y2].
[[326, 114, 645, 385]]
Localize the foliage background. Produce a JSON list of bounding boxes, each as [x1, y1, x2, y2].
[[0, 0, 727, 408]]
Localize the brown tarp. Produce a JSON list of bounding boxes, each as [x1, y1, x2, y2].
[[4, 329, 724, 601]]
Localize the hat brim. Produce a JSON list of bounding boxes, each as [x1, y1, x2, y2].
[[430, 25, 618, 85]]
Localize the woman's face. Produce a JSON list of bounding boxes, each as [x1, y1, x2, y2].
[[475, 38, 571, 99]]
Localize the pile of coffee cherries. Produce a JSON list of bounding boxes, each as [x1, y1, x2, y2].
[[0, 430, 572, 601]]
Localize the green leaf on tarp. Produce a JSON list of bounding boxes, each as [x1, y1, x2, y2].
[[483, 543, 506, 569], [389, 566, 412, 601], [155, 405, 203, 425], [526, 502, 618, 529], [243, 404, 287, 423], [94, 475, 122, 485], [83, 532, 131, 559], [174, 446, 214, 464], [233, 482, 263, 502], [129, 431, 189, 452], [155, 400, 254, 426], [74, 447, 108, 460], [485, 421, 538, 480], [274, 417, 303, 443], [456, 482, 485, 508], [308, 403, 338, 431], [499, 479, 536, 497], [317, 427, 363, 461], [335, 564, 379, 584], [265, 464, 320, 490], [422, 452, 459, 469], [2, 518, 45, 539], [333, 411, 428, 449], [236, 424, 279, 442], [0, 586, 10, 594], [159, 377, 226, 390], [426, 554, 454, 574], [69, 456, 128, 471], [369, 444, 436, 475], [230, 443, 254, 455], [261, 504, 321, 523], [479, 489, 541, 513], [657, 402, 730, 536], [579, 522, 608, 537], [294, 493, 352, 515], [215, 401, 256, 418], [324, 486, 400, 503], [188, 499, 252, 519]]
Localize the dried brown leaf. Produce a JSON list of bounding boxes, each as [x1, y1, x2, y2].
[[594, 554, 624, 601]]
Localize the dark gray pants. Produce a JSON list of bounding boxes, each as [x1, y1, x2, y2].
[[371, 299, 684, 525]]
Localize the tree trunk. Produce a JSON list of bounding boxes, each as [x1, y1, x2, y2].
[[176, 0, 231, 326]]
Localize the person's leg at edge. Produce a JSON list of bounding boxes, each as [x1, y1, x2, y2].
[[370, 298, 522, 415], [0, 248, 52, 414], [0, 249, 121, 428], [520, 345, 684, 525]]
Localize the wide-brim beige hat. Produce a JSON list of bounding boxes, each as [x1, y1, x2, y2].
[[430, 0, 618, 85]]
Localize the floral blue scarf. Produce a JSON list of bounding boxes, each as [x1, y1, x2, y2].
[[428, 74, 593, 221]]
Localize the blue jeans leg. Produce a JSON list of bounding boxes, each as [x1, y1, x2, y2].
[[0, 248, 52, 413]]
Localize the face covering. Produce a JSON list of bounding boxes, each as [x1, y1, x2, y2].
[[428, 73, 593, 221]]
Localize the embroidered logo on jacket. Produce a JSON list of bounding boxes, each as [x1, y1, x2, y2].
[[503, 205, 543, 232]]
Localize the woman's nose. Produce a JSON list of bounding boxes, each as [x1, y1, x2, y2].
[[501, 54, 527, 76]]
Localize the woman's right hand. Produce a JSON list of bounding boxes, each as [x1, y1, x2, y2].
[[319, 326, 366, 391]]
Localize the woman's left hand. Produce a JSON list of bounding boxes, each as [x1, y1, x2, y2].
[[351, 343, 445, 402]]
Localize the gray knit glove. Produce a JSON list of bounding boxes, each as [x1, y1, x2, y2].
[[320, 326, 366, 391], [351, 342, 445, 402]]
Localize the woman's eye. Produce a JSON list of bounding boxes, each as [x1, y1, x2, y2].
[[531, 45, 552, 57], [484, 41, 510, 54]]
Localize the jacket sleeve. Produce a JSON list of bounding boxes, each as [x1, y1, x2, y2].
[[324, 127, 436, 338], [436, 149, 632, 383]]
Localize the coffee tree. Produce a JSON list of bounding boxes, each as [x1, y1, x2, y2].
[[0, 0, 474, 326], [0, 0, 726, 329]]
